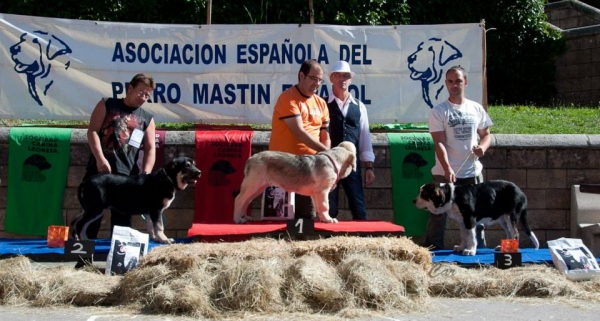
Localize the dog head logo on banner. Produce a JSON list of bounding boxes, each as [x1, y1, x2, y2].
[[22, 154, 52, 182], [209, 160, 237, 186], [10, 30, 72, 106], [407, 37, 463, 108]]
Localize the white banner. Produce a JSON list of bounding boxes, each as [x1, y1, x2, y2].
[[0, 13, 483, 124]]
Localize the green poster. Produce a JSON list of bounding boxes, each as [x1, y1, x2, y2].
[[388, 132, 435, 236], [5, 127, 72, 236]]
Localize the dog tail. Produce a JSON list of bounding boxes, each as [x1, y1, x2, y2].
[[519, 208, 540, 249]]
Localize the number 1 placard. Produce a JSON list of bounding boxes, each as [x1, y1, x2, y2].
[[286, 218, 315, 236]]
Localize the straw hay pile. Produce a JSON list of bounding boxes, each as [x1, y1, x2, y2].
[[1, 236, 600, 318]]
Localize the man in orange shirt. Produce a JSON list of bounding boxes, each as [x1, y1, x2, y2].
[[269, 59, 331, 218]]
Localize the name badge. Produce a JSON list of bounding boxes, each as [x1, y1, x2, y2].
[[128, 128, 144, 148]]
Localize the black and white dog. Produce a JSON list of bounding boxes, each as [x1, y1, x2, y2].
[[70, 157, 201, 244], [413, 180, 539, 256]]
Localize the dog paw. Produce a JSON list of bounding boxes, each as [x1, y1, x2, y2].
[[233, 216, 251, 224], [153, 237, 174, 244], [319, 217, 338, 223], [453, 245, 463, 252], [462, 248, 476, 256]]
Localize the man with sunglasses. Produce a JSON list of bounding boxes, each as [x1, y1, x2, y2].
[[269, 59, 331, 218], [77, 73, 156, 268]]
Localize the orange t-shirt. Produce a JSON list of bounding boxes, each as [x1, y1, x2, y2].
[[269, 86, 329, 155]]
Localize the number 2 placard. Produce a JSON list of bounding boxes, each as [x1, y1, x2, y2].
[[64, 240, 95, 259]]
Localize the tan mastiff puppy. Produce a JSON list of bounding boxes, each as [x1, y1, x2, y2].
[[233, 141, 357, 223]]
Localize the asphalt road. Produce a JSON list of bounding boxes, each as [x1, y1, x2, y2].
[[1, 297, 599, 321]]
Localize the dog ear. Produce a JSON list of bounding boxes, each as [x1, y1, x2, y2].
[[434, 188, 445, 204], [438, 40, 462, 66], [349, 152, 357, 172], [43, 33, 72, 60]]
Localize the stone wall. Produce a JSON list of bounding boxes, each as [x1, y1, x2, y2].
[[1, 129, 600, 249], [546, 0, 600, 106]]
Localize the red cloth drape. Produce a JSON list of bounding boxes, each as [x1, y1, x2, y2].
[[193, 125, 254, 223]]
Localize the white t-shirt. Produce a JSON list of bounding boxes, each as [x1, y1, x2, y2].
[[428, 99, 493, 178]]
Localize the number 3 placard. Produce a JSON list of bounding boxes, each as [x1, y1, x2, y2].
[[494, 252, 522, 269]]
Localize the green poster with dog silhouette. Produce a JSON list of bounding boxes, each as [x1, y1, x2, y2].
[[388, 132, 435, 236], [5, 127, 72, 236]]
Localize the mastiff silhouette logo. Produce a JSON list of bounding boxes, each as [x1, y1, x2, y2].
[[22, 154, 52, 182], [402, 152, 428, 179], [10, 30, 72, 106], [209, 159, 236, 186], [407, 38, 462, 108]]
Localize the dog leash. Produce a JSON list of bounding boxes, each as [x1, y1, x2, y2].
[[455, 152, 478, 176]]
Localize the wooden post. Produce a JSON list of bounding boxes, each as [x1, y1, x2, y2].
[[481, 19, 488, 110], [207, 0, 212, 25], [309, 0, 314, 24]]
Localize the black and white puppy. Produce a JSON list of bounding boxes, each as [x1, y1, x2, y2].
[[71, 157, 201, 244], [413, 180, 540, 255]]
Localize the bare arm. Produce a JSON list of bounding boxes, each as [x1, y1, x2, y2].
[[282, 117, 328, 152], [87, 100, 111, 173], [364, 161, 375, 187], [320, 127, 331, 149], [473, 127, 492, 157], [141, 119, 156, 173], [431, 130, 455, 182]]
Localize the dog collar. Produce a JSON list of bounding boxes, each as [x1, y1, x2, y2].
[[318, 152, 340, 182]]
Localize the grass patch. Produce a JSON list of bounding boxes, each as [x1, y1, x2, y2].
[[2, 105, 599, 134], [488, 105, 600, 134]]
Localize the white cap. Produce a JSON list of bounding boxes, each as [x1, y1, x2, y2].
[[329, 60, 355, 77]]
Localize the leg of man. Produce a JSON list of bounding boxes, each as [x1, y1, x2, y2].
[[424, 175, 448, 250], [341, 166, 367, 220], [110, 208, 132, 233], [455, 175, 486, 248], [75, 171, 102, 269], [328, 185, 340, 219], [295, 194, 315, 219]]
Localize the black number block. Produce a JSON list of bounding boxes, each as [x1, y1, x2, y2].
[[286, 218, 315, 236], [494, 252, 522, 269], [64, 240, 95, 259]]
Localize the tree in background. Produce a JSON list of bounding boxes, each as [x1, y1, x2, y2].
[[405, 0, 566, 105], [0, 0, 566, 106]]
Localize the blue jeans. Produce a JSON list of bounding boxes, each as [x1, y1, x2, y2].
[[328, 163, 367, 220], [295, 194, 315, 219]]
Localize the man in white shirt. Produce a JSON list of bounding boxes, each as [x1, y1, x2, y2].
[[325, 61, 375, 220], [426, 65, 493, 249]]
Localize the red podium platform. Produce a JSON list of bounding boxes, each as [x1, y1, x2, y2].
[[187, 220, 405, 242]]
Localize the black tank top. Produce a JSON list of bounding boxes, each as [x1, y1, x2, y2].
[[85, 98, 153, 176]]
